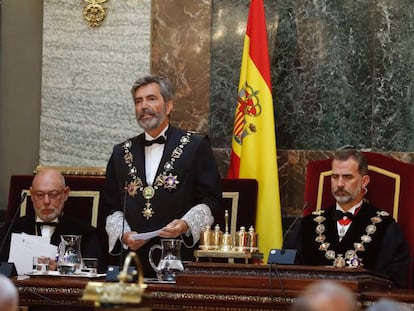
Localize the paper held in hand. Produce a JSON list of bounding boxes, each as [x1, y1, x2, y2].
[[130, 229, 160, 240]]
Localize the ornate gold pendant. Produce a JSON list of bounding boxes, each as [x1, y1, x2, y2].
[[142, 186, 155, 200], [142, 203, 154, 220], [127, 180, 140, 197]]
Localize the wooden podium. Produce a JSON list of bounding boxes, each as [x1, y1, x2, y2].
[[177, 262, 392, 291], [14, 263, 403, 311], [149, 262, 393, 310]]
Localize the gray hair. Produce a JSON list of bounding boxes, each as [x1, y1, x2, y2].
[[131, 74, 174, 103]]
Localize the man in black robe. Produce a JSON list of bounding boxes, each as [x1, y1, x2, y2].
[[0, 168, 105, 273], [293, 148, 410, 288], [102, 74, 222, 278]]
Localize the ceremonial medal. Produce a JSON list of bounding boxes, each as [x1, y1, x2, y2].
[[127, 179, 141, 197], [163, 173, 179, 191], [333, 254, 346, 268], [142, 202, 154, 220], [143, 186, 155, 199], [122, 132, 193, 219]]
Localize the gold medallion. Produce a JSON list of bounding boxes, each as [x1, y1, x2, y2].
[[142, 186, 155, 200], [142, 203, 154, 220]]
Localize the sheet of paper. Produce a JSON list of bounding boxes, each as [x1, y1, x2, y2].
[[8, 233, 58, 275], [130, 229, 160, 240]]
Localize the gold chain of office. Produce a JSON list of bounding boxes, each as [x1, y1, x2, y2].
[[312, 209, 389, 268], [122, 132, 193, 219]]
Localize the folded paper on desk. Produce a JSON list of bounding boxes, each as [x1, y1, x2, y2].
[[130, 229, 160, 240]]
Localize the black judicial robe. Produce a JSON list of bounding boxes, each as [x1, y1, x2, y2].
[[294, 202, 410, 288], [101, 125, 222, 277], [0, 213, 106, 273]]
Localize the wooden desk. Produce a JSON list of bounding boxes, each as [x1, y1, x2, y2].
[[14, 275, 95, 311], [13, 263, 411, 311], [361, 290, 414, 309], [14, 275, 152, 311]]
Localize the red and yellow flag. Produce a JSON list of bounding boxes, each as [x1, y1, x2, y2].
[[228, 0, 283, 261]]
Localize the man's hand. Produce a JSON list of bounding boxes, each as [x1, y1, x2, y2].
[[122, 231, 149, 250], [48, 258, 57, 271], [159, 219, 189, 238]]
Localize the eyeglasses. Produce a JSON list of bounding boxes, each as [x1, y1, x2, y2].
[[33, 190, 64, 201]]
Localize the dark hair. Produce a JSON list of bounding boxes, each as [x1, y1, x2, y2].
[[333, 148, 368, 176], [131, 74, 174, 103]]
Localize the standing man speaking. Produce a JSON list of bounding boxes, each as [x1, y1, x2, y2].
[[102, 74, 222, 277]]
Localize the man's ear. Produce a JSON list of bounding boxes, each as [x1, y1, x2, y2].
[[362, 174, 370, 188], [166, 100, 173, 115], [63, 186, 70, 202]]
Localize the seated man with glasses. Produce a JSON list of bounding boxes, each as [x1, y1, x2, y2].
[[0, 168, 105, 272]]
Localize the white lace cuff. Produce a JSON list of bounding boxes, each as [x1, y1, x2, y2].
[[182, 203, 214, 247], [105, 211, 131, 254]]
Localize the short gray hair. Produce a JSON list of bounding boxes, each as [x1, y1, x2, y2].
[[131, 74, 174, 103]]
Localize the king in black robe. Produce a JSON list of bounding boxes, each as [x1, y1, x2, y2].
[[293, 202, 410, 288]]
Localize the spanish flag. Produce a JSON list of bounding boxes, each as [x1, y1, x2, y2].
[[228, 0, 283, 261]]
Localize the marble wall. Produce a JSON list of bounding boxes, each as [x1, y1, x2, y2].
[[40, 0, 414, 219], [210, 0, 414, 151], [151, 0, 212, 133], [40, 0, 151, 166], [153, 0, 414, 217]]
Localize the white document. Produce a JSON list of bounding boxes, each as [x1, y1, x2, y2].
[[130, 229, 161, 240], [8, 233, 58, 275]]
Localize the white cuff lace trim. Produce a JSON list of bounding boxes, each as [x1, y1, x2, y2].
[[182, 203, 214, 247], [105, 211, 131, 254]]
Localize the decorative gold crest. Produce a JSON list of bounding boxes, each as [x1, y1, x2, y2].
[[83, 0, 107, 27]]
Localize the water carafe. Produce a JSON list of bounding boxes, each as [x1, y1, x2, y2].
[[57, 234, 82, 274], [148, 239, 184, 282]]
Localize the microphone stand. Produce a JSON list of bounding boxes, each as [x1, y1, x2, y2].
[[268, 263, 288, 309], [119, 182, 128, 268], [267, 202, 310, 308], [280, 202, 309, 254], [0, 192, 28, 276]]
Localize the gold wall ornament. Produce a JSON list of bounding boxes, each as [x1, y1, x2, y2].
[[83, 0, 107, 27]]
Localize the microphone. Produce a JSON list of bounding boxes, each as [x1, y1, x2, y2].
[[119, 181, 128, 267], [281, 201, 309, 252], [268, 202, 308, 264], [106, 183, 133, 282], [0, 192, 28, 277]]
